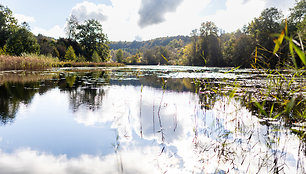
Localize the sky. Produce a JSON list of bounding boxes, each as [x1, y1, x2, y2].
[[0, 0, 297, 41]]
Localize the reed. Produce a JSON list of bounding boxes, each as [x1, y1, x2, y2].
[[0, 54, 57, 71], [0, 54, 124, 71]]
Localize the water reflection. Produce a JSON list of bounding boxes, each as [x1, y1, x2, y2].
[[0, 66, 305, 173], [0, 82, 39, 125]]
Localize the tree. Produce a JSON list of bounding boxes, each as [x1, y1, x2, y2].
[[143, 48, 158, 65], [198, 21, 223, 66], [200, 21, 218, 37], [248, 8, 283, 44], [76, 19, 109, 61], [64, 46, 76, 61], [248, 7, 283, 67], [189, 29, 201, 65], [51, 47, 60, 58], [232, 34, 255, 67], [0, 4, 18, 48], [65, 15, 79, 40], [6, 26, 40, 56], [289, 0, 306, 38], [289, 0, 306, 24], [37, 35, 54, 56], [92, 50, 101, 62], [116, 49, 123, 63]]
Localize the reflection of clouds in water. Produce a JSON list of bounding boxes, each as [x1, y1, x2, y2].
[[75, 85, 199, 144], [0, 147, 180, 174], [73, 86, 304, 173], [180, 98, 304, 173]]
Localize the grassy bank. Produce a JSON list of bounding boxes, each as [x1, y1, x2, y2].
[[0, 55, 124, 71]]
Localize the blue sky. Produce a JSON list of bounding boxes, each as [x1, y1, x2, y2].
[[0, 0, 296, 41]]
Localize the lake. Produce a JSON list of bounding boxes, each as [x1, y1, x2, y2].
[[0, 66, 305, 173]]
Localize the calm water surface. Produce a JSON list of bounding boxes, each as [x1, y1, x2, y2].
[[0, 66, 305, 173]]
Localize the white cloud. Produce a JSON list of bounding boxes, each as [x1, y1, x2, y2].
[[0, 147, 172, 174], [67, 0, 211, 41], [64, 0, 296, 41], [32, 25, 65, 38], [14, 14, 36, 24], [70, 1, 108, 23]]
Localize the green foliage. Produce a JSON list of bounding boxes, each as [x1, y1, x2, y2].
[[184, 22, 224, 66], [248, 8, 283, 68], [289, 0, 305, 24], [76, 19, 109, 61], [64, 46, 76, 61], [142, 46, 171, 65], [109, 36, 190, 55], [51, 47, 60, 58], [0, 4, 18, 48], [116, 49, 123, 63], [0, 45, 6, 55], [92, 50, 101, 63], [77, 54, 86, 62], [125, 53, 142, 64], [6, 27, 40, 56], [231, 34, 255, 67], [200, 21, 218, 37]]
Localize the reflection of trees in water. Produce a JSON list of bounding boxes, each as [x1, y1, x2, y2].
[[57, 71, 109, 112], [69, 88, 105, 112], [0, 71, 111, 123], [0, 83, 39, 125]]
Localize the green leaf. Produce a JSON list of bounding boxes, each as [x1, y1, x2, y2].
[[254, 102, 267, 116], [224, 66, 240, 74], [269, 103, 274, 118], [285, 97, 295, 114], [289, 39, 298, 69], [293, 44, 306, 66]]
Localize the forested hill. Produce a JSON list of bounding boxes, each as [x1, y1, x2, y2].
[[109, 35, 190, 53]]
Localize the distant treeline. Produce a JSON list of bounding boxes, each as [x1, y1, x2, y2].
[[109, 35, 190, 54]]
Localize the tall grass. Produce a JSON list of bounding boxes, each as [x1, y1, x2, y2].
[[0, 54, 57, 71], [0, 54, 124, 71]]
